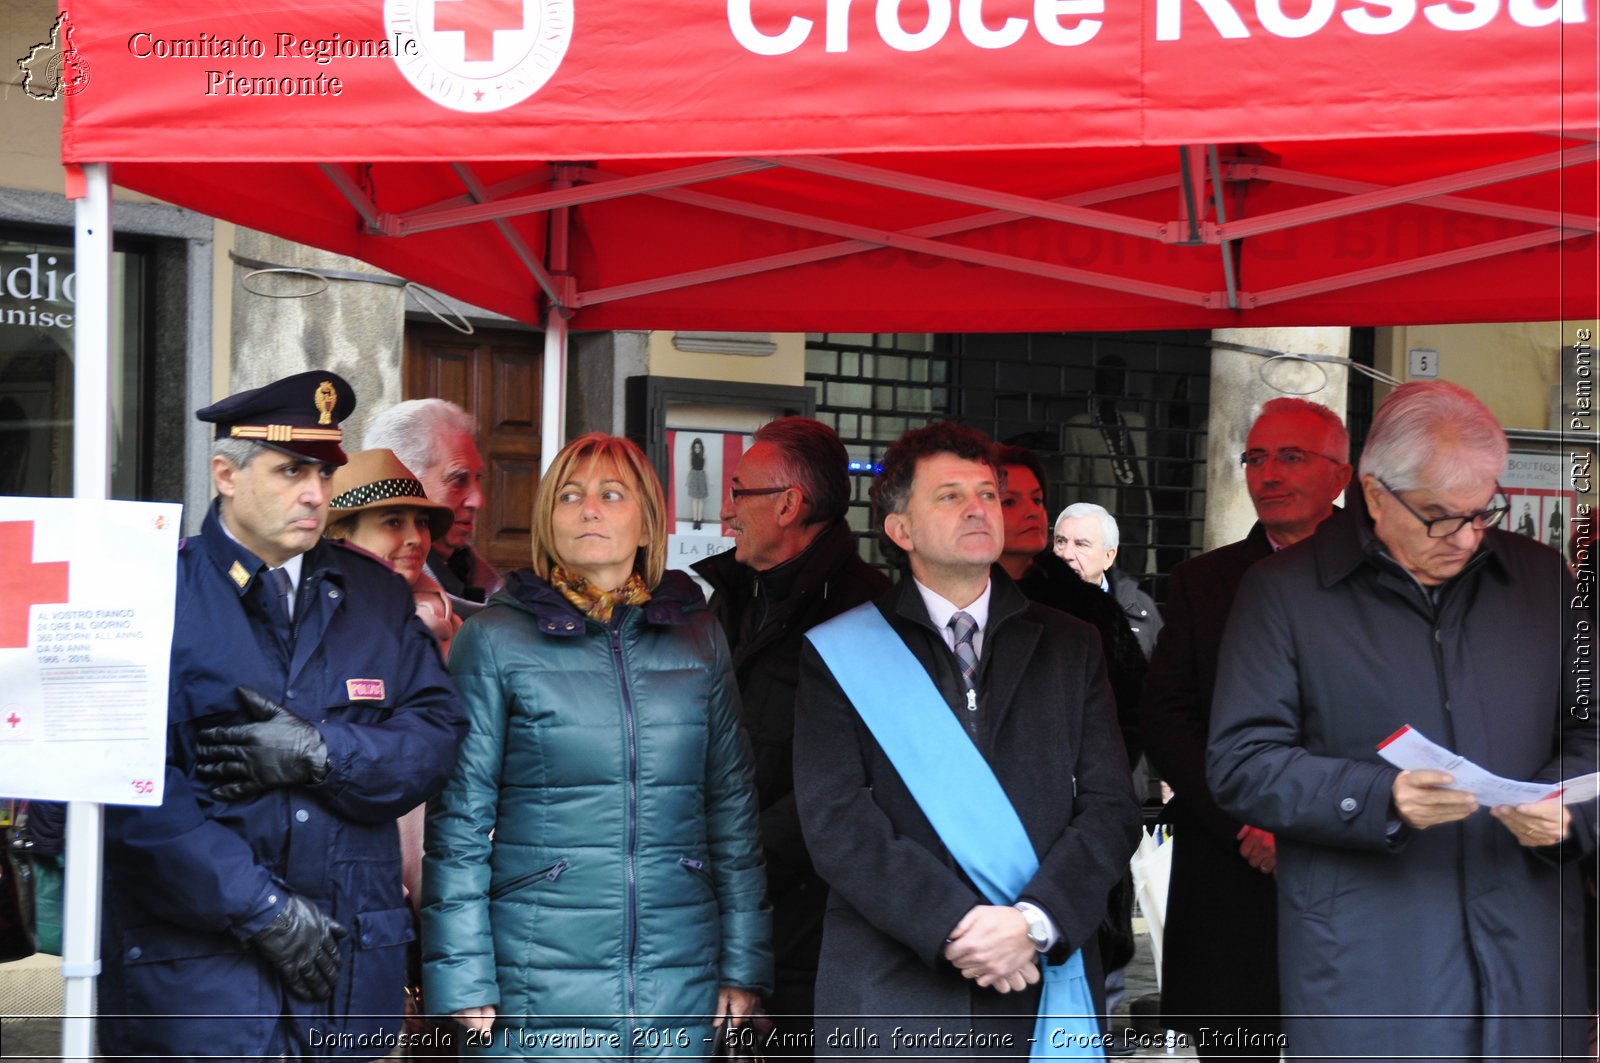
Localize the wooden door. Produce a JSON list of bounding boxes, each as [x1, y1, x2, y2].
[[404, 322, 542, 574]]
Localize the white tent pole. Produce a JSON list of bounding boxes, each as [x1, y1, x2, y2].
[[63, 161, 112, 1062], [539, 180, 571, 473], [540, 313, 567, 473]]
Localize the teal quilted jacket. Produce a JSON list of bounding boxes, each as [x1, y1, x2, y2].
[[421, 569, 772, 1057]]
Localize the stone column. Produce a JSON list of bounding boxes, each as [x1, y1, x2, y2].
[[1204, 327, 1351, 550]]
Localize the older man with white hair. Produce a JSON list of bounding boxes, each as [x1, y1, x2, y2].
[[1054, 501, 1162, 659], [1208, 380, 1595, 1062], [364, 398, 500, 612]]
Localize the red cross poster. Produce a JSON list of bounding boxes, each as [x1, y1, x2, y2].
[[0, 499, 180, 805]]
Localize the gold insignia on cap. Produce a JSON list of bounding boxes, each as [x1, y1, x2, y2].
[[228, 560, 250, 588], [315, 380, 338, 426]]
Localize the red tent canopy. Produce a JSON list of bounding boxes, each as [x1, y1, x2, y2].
[[58, 0, 1600, 331]]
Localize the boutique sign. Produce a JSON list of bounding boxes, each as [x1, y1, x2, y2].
[[0, 248, 76, 334]]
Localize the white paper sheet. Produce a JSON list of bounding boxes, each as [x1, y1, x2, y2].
[[1377, 724, 1600, 806]]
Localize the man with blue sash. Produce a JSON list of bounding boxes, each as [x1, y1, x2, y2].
[[795, 422, 1141, 1059]]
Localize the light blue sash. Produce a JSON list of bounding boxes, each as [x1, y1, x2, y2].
[[806, 602, 1106, 1061]]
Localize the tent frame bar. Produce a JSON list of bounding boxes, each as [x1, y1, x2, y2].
[[329, 137, 1597, 318]]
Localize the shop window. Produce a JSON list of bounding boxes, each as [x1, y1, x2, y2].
[[0, 228, 149, 499]]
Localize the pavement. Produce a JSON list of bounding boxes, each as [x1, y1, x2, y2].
[[1, 924, 1201, 1060]]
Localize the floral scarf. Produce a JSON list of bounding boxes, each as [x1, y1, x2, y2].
[[549, 566, 652, 624]]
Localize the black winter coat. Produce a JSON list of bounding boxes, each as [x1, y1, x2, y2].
[[693, 522, 889, 1011], [1208, 508, 1596, 1062], [1138, 522, 1279, 1033]]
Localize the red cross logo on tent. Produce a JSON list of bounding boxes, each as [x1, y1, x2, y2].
[[432, 0, 524, 62], [0, 521, 70, 649]]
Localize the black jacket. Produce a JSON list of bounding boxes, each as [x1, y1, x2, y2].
[[1015, 552, 1148, 765], [693, 522, 890, 1001], [1137, 521, 1278, 1031]]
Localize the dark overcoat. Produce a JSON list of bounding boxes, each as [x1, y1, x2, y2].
[[99, 502, 467, 1061], [1138, 522, 1280, 1036], [1207, 507, 1596, 1063], [794, 571, 1141, 1056], [693, 521, 890, 1024]]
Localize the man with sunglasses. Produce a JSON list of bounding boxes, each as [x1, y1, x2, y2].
[[1208, 380, 1594, 1062], [694, 416, 889, 1057]]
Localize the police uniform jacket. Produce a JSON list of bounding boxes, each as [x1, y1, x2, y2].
[[99, 501, 467, 1061]]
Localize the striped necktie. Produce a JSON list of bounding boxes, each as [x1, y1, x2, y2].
[[949, 610, 979, 692]]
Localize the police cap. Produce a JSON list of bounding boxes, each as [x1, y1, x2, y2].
[[197, 371, 356, 466]]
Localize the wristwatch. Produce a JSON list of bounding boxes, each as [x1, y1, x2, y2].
[[1015, 903, 1051, 951]]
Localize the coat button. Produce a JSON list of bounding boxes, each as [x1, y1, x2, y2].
[[268, 893, 278, 904], [295, 809, 309, 823], [328, 589, 340, 599], [285, 689, 295, 699], [564, 621, 576, 630], [127, 946, 142, 960], [1339, 797, 1358, 813]]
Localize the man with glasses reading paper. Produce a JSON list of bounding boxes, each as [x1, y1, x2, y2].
[[1207, 380, 1595, 1062]]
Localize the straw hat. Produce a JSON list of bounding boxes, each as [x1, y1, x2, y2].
[[328, 449, 453, 539]]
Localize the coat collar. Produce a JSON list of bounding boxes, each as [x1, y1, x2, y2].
[[495, 567, 705, 636], [1313, 501, 1503, 591], [693, 519, 863, 607], [193, 499, 343, 600], [887, 564, 1038, 731]]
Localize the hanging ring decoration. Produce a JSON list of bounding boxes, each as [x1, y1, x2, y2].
[[403, 282, 474, 336], [1257, 353, 1329, 397], [239, 266, 329, 300], [229, 250, 475, 335], [1208, 339, 1402, 397]]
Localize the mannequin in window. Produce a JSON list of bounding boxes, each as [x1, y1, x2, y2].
[[1063, 355, 1154, 576], [686, 436, 710, 530]]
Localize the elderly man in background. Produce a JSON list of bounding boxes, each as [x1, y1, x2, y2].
[[364, 398, 499, 610], [1208, 381, 1595, 1062], [1053, 502, 1162, 659], [1139, 396, 1350, 1059], [693, 416, 890, 1056]]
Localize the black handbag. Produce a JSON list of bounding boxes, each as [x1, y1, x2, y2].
[[712, 1011, 768, 1063]]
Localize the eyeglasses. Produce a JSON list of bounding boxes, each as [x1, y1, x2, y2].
[[1239, 447, 1344, 469], [1377, 478, 1509, 538], [728, 484, 794, 500]]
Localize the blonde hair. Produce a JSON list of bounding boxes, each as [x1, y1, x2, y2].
[[531, 433, 667, 590]]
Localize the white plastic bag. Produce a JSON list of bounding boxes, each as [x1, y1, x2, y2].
[[1129, 824, 1173, 988]]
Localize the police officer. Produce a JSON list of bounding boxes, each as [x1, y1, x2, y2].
[[98, 371, 467, 1061]]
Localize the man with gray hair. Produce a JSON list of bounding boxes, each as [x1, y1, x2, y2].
[[1140, 395, 1351, 1059], [1208, 381, 1595, 1061], [363, 398, 499, 609], [693, 416, 889, 1055], [1053, 502, 1162, 659]]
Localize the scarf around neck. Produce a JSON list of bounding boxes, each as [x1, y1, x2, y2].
[[550, 566, 652, 623]]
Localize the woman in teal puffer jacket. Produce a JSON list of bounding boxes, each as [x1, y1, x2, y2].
[[421, 433, 772, 1058]]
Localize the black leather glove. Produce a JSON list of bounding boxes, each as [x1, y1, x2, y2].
[[250, 893, 346, 1001], [195, 687, 330, 800]]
